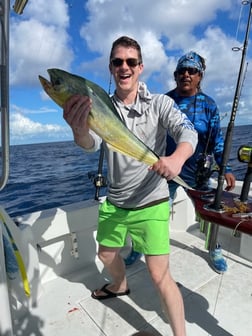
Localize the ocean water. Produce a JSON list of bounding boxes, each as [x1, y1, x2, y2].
[[0, 124, 251, 218], [0, 141, 107, 217]]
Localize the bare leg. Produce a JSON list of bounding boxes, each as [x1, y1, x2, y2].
[[93, 244, 128, 296], [145, 254, 186, 336]]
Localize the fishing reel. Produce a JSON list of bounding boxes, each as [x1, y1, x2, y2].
[[195, 154, 214, 190], [238, 145, 252, 163], [88, 171, 107, 188], [88, 171, 107, 201], [237, 145, 252, 202]]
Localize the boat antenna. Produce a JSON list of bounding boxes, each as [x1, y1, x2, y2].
[[209, 0, 252, 211]]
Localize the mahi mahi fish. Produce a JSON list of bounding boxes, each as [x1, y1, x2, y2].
[[38, 68, 192, 190]]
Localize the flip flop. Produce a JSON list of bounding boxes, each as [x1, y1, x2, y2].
[[91, 283, 130, 300]]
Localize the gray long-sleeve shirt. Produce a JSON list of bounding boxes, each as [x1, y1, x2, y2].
[[86, 82, 198, 208]]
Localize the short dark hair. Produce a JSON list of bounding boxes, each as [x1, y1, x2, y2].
[[109, 36, 143, 63]]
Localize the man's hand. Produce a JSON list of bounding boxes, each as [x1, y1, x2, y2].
[[149, 156, 182, 180], [224, 173, 236, 191], [63, 95, 94, 149]]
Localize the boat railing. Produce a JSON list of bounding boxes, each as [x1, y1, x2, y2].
[[0, 0, 10, 191]]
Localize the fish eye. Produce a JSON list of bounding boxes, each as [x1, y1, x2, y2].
[[54, 79, 62, 85], [51, 76, 63, 86]]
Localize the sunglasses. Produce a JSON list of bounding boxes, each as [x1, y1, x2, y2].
[[111, 58, 140, 67], [176, 67, 199, 75]]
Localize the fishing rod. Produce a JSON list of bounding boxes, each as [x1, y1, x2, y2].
[[94, 142, 107, 200], [87, 75, 114, 201], [87, 142, 107, 201], [209, 0, 252, 211], [88, 75, 115, 201]]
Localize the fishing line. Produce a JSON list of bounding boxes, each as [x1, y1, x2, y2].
[[108, 73, 113, 96], [235, 2, 244, 42], [232, 218, 249, 235], [207, 217, 248, 336], [236, 1, 252, 42], [208, 269, 225, 334], [237, 61, 249, 104], [211, 0, 252, 211]]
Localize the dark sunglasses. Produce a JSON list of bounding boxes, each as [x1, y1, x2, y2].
[[111, 58, 140, 67], [176, 67, 199, 75]]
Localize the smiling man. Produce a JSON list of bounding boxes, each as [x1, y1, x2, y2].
[[166, 51, 236, 273], [63, 36, 198, 336]]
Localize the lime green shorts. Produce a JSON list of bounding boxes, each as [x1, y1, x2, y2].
[[96, 199, 170, 255]]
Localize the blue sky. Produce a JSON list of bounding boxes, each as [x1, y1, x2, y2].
[[8, 0, 252, 145]]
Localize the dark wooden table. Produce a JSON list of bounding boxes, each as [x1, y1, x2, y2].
[[187, 189, 252, 235]]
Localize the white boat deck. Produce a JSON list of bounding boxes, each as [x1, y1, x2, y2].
[[1, 183, 252, 336], [12, 224, 252, 336]]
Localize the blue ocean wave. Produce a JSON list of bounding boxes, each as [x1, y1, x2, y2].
[[0, 125, 251, 217]]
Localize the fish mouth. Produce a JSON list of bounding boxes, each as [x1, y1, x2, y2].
[[47, 69, 57, 85], [38, 69, 61, 90], [38, 75, 52, 91]]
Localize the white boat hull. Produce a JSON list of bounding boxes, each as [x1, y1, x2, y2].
[[1, 181, 252, 335]]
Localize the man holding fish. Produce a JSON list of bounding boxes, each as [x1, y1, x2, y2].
[[61, 36, 197, 336]]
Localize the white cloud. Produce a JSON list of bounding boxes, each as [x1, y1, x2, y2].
[[79, 0, 233, 63], [79, 0, 251, 126], [24, 0, 69, 26], [8, 0, 252, 145], [11, 103, 58, 115], [10, 112, 71, 144], [10, 0, 73, 86]]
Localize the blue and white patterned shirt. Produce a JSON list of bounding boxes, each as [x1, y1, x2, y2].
[[166, 89, 232, 189]]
